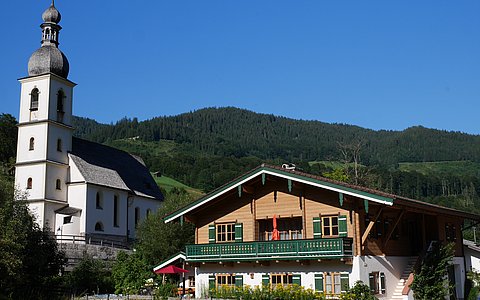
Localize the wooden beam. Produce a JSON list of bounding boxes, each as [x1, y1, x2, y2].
[[242, 185, 255, 194], [383, 210, 405, 248], [362, 207, 383, 245]]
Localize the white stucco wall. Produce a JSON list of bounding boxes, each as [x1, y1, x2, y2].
[[67, 184, 87, 235], [16, 123, 48, 163], [45, 163, 68, 202], [465, 247, 480, 273], [15, 163, 46, 200], [46, 124, 72, 164], [194, 261, 352, 298], [69, 157, 85, 183], [86, 185, 129, 237], [128, 196, 161, 238], [18, 76, 50, 123], [47, 77, 74, 126]]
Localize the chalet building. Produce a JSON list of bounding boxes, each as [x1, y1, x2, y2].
[[14, 2, 163, 246], [161, 164, 479, 299]]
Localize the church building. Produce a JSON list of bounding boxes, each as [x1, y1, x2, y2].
[[14, 2, 163, 246]]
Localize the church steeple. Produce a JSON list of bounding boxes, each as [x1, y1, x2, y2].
[[41, 0, 62, 46], [28, 1, 69, 79]]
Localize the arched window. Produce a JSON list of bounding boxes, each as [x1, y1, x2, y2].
[[96, 192, 103, 209], [56, 179, 61, 190], [30, 88, 39, 111], [113, 195, 119, 227], [146, 209, 152, 218], [94, 222, 104, 232], [134, 207, 140, 227], [57, 139, 62, 152], [57, 90, 64, 113], [29, 137, 35, 151], [27, 178, 33, 189]]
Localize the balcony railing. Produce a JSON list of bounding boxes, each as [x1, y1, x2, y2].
[[186, 237, 353, 262]]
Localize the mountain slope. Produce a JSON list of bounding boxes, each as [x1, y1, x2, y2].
[[73, 107, 480, 166]]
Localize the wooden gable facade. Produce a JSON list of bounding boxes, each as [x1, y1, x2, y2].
[[164, 164, 479, 298], [167, 164, 475, 259]]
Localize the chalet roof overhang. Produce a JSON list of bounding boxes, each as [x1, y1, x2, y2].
[[164, 164, 396, 223], [153, 252, 186, 272]]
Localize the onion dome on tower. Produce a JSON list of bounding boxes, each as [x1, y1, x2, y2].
[[28, 0, 69, 79]]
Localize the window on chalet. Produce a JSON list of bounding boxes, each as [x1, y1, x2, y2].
[[369, 272, 386, 295], [271, 274, 293, 287], [445, 223, 456, 242], [313, 215, 347, 238], [322, 216, 339, 236], [314, 272, 349, 294], [217, 223, 235, 242], [209, 274, 243, 290], [258, 217, 303, 241], [216, 274, 235, 287], [209, 223, 243, 243]]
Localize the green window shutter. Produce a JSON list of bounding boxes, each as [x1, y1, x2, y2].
[[380, 272, 386, 294], [235, 223, 243, 243], [314, 273, 324, 292], [313, 217, 322, 238], [340, 273, 349, 292], [209, 274, 215, 290], [369, 273, 375, 293], [262, 274, 270, 287], [292, 274, 301, 286], [208, 224, 216, 243], [339, 215, 348, 237], [235, 275, 243, 287]]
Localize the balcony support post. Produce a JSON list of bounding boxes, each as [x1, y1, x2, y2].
[[362, 207, 383, 246]]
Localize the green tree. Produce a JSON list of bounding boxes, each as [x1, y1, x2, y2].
[[0, 114, 17, 164], [66, 255, 114, 296], [111, 251, 151, 295], [411, 242, 455, 299], [135, 188, 195, 266], [339, 281, 376, 300], [0, 178, 65, 299]]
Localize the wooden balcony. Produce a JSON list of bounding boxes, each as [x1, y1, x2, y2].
[[185, 237, 353, 262]]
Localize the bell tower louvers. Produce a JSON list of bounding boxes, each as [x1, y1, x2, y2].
[[15, 1, 76, 231]]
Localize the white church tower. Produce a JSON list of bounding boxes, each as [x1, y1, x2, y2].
[[15, 1, 75, 231]]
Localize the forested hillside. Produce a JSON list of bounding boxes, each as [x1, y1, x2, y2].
[[73, 107, 480, 166], [71, 107, 480, 215]]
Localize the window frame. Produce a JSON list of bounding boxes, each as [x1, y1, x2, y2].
[[270, 273, 293, 288], [29, 137, 35, 151], [216, 274, 235, 288], [94, 222, 104, 232], [324, 272, 341, 295], [96, 192, 103, 210], [216, 223, 236, 243], [30, 88, 39, 111], [55, 179, 61, 190], [369, 271, 386, 295], [322, 215, 339, 237]]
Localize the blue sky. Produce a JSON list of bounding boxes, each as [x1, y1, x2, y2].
[[1, 1, 479, 133]]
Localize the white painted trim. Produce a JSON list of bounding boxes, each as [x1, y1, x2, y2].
[[153, 253, 187, 271]]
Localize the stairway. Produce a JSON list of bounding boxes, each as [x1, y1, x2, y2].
[[390, 256, 418, 300]]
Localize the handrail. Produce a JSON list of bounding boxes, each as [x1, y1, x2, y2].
[[186, 237, 353, 261], [55, 234, 130, 249]]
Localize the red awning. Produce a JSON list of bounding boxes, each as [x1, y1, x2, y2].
[[154, 265, 189, 274]]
